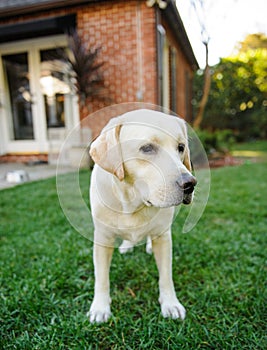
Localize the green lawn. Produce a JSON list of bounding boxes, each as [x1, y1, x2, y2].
[[232, 140, 267, 152], [1, 162, 266, 349]]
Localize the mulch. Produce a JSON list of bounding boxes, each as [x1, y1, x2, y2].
[[209, 155, 244, 168]]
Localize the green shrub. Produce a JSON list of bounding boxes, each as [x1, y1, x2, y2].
[[195, 129, 236, 155]]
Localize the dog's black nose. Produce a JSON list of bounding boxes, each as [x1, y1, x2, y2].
[[177, 174, 197, 194]]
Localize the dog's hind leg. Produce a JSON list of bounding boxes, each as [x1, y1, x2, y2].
[[119, 240, 134, 254], [146, 236, 153, 255]]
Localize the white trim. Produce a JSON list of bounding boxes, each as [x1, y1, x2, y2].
[[0, 56, 8, 155], [0, 35, 68, 54], [31, 45, 47, 153]]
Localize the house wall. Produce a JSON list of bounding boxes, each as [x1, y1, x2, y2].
[[161, 15, 194, 121], [0, 0, 196, 163], [0, 0, 158, 139], [76, 0, 158, 136]]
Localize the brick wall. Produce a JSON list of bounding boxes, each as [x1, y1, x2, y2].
[[0, 1, 157, 110], [0, 154, 48, 164], [0, 0, 195, 162], [77, 1, 158, 135], [0, 0, 158, 149]]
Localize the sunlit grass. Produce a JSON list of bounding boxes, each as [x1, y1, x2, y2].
[[231, 150, 266, 157], [231, 140, 267, 161], [232, 140, 267, 152], [1, 162, 266, 349]]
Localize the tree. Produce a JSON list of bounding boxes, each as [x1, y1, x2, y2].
[[193, 41, 211, 129], [193, 33, 267, 139], [235, 33, 267, 52], [190, 0, 212, 129]]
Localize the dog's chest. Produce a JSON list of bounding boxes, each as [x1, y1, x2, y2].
[[97, 205, 174, 243]]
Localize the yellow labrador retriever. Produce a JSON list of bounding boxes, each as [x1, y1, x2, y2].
[[88, 109, 196, 323]]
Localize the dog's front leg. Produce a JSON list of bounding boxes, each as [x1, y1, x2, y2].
[[152, 230, 186, 320], [88, 243, 114, 323]]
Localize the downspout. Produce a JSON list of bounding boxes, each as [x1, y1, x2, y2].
[[156, 7, 161, 107], [146, 0, 168, 107]]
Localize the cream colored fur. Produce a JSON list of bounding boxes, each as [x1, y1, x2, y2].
[[88, 109, 196, 323]]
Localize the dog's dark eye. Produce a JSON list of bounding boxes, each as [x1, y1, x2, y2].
[[140, 143, 158, 154], [178, 143, 185, 153]]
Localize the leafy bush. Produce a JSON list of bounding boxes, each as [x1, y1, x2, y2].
[[196, 129, 236, 155]]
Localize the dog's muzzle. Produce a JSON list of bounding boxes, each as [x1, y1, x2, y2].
[[176, 174, 197, 205]]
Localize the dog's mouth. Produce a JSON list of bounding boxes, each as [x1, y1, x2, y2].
[[182, 182, 195, 205], [179, 174, 196, 205], [144, 199, 153, 207], [144, 194, 193, 208], [140, 174, 197, 208], [143, 186, 194, 208], [183, 193, 193, 205]]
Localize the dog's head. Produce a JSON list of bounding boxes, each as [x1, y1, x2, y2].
[[90, 109, 197, 208]]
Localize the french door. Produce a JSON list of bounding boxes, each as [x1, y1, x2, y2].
[[0, 36, 79, 155]]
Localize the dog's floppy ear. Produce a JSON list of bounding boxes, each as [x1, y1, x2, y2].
[[89, 118, 124, 181], [183, 144, 192, 172], [179, 119, 192, 172]]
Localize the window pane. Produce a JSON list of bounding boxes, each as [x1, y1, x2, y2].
[[2, 53, 34, 140], [40, 48, 70, 128]]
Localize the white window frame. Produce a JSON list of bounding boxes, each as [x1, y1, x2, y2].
[[0, 35, 80, 155]]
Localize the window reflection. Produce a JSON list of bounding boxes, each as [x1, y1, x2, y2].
[[40, 48, 70, 128], [2, 53, 34, 140]]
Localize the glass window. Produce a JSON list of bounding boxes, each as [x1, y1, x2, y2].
[[2, 53, 34, 140], [40, 48, 70, 128]]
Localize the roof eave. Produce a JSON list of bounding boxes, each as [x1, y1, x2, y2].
[[0, 0, 102, 19]]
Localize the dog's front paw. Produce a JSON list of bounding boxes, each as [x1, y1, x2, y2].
[[87, 299, 111, 323], [160, 296, 186, 320]]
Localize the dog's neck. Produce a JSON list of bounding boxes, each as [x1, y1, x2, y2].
[[94, 165, 157, 215], [112, 176, 147, 214]]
